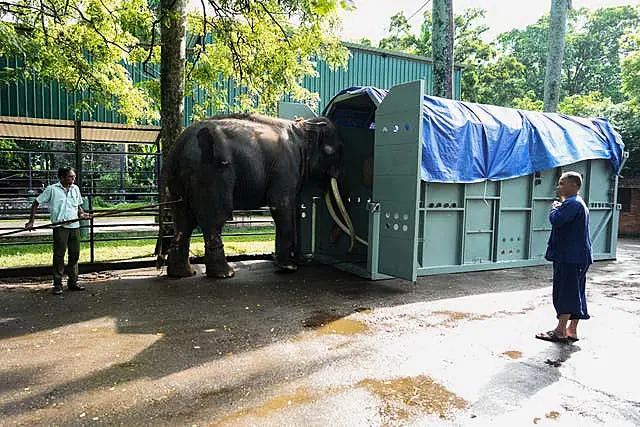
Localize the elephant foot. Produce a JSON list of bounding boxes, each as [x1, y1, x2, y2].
[[166, 247, 195, 278], [205, 246, 235, 279], [275, 259, 298, 273], [206, 266, 236, 279], [167, 263, 196, 278]]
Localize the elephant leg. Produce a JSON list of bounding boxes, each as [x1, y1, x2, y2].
[[188, 168, 236, 278], [270, 202, 297, 272], [166, 201, 197, 278], [202, 224, 235, 278]]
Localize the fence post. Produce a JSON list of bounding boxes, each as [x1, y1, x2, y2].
[[74, 120, 82, 187], [75, 120, 90, 242], [88, 195, 95, 263]]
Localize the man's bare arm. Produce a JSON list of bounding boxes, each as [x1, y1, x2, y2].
[[78, 206, 92, 220], [24, 200, 39, 229]]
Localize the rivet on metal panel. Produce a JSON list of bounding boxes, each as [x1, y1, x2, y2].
[[301, 212, 307, 218], [393, 124, 400, 133], [393, 213, 399, 220], [393, 224, 399, 231], [402, 225, 408, 232], [403, 214, 409, 221], [404, 123, 411, 131]]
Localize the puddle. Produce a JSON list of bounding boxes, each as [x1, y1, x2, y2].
[[316, 318, 368, 335], [303, 310, 341, 328], [502, 351, 523, 359], [358, 376, 467, 423], [250, 388, 313, 416], [546, 410, 560, 419], [535, 410, 561, 423], [213, 388, 314, 425], [428, 311, 490, 327]]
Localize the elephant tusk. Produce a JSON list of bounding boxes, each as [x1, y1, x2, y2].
[[330, 178, 355, 252], [324, 191, 368, 247]]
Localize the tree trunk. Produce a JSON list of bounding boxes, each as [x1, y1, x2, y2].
[[432, 0, 454, 98], [156, 0, 187, 259], [543, 0, 570, 112]]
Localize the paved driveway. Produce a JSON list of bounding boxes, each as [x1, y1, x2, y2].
[[1, 239, 639, 426]]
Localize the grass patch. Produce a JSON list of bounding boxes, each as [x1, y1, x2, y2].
[[0, 229, 275, 268], [92, 202, 152, 211]]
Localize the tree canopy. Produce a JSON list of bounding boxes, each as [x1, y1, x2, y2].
[[0, 0, 352, 122], [374, 5, 640, 177]]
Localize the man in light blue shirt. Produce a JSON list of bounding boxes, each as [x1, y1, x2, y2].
[[25, 167, 91, 295]]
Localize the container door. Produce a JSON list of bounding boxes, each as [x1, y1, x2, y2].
[[277, 102, 316, 120], [372, 80, 424, 282]]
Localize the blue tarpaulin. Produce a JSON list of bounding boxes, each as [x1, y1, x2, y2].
[[325, 86, 625, 183]]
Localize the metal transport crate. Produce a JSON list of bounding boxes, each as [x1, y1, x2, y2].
[[283, 80, 627, 281]]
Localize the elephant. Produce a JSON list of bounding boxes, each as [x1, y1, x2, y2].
[[160, 113, 356, 278]]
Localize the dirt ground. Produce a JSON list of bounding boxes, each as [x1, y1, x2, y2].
[[1, 239, 639, 426]]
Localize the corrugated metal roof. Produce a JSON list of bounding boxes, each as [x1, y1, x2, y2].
[[0, 116, 160, 143]]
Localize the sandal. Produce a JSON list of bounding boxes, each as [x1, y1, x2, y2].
[[535, 330, 568, 343]]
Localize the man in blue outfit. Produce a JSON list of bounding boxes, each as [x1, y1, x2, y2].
[[536, 171, 592, 343], [25, 167, 91, 295]]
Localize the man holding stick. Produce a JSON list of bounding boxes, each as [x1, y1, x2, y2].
[[25, 167, 91, 295]]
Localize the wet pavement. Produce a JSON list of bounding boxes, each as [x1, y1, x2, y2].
[[0, 238, 639, 426]]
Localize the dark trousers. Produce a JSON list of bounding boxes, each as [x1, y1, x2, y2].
[[552, 262, 590, 320], [52, 227, 80, 286]]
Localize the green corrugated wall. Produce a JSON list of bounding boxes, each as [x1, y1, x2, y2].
[[0, 43, 461, 125]]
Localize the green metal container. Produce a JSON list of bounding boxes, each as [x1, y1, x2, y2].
[[293, 80, 624, 281]]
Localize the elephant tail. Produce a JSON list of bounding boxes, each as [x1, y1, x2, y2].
[[162, 138, 186, 201]]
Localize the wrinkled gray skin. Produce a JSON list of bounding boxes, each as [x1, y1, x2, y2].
[[162, 113, 344, 278]]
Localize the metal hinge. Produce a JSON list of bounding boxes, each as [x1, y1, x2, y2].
[[367, 201, 380, 213]]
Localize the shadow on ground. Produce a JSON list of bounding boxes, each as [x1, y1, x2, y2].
[[1, 256, 554, 424]]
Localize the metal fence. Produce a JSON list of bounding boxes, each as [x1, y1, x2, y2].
[[0, 117, 274, 272]]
